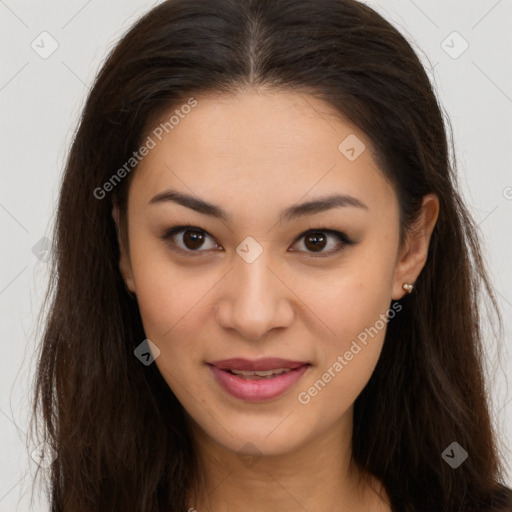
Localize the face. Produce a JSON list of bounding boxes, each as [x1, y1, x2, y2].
[[115, 89, 437, 459]]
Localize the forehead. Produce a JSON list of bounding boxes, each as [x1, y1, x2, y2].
[[129, 89, 396, 220]]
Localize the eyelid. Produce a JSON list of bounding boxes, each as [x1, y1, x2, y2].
[[159, 225, 354, 257]]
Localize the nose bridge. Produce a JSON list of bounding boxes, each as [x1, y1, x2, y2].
[[235, 249, 273, 302], [216, 244, 294, 340]]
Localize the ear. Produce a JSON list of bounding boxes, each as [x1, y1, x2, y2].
[[112, 203, 136, 294], [392, 193, 439, 300]]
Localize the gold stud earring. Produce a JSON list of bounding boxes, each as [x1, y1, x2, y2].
[[402, 283, 414, 294]]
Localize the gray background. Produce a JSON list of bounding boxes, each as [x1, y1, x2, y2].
[[1, 0, 511, 509]]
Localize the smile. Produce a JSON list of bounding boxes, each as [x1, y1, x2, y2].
[[208, 357, 311, 402]]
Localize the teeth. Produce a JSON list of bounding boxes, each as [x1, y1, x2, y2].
[[229, 368, 293, 378]]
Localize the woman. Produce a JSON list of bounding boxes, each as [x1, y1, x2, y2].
[[30, 0, 511, 510]]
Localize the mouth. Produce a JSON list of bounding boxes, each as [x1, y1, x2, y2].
[[207, 357, 311, 402], [224, 367, 295, 379]]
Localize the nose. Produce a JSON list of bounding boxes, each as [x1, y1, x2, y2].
[[215, 251, 295, 341]]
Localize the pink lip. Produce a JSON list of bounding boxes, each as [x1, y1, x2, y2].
[[209, 357, 307, 371], [208, 358, 310, 402]]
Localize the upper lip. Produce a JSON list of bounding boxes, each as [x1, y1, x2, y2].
[[208, 358, 309, 371]]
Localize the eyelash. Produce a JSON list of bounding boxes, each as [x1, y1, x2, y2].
[[158, 224, 355, 258]]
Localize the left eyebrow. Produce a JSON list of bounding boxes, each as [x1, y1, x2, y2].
[[147, 188, 369, 223], [280, 194, 369, 223]]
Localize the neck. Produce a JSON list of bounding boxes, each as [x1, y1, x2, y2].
[[185, 411, 389, 512]]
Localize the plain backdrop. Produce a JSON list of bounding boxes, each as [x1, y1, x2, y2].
[[1, 0, 511, 510]]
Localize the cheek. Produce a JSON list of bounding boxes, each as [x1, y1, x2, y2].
[[296, 288, 391, 428], [133, 261, 213, 401], [305, 242, 396, 349], [303, 284, 389, 379], [134, 264, 212, 354], [126, 232, 202, 352], [294, 243, 397, 409]]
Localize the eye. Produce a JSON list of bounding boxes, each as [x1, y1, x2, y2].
[[289, 229, 353, 257], [159, 225, 354, 257], [159, 225, 221, 254]]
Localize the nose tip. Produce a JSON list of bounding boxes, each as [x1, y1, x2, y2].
[[214, 259, 295, 341], [216, 295, 294, 341]]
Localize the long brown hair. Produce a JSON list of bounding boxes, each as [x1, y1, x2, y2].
[[30, 0, 511, 510]]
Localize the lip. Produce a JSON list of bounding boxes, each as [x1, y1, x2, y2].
[[208, 358, 310, 402], [209, 357, 307, 371]]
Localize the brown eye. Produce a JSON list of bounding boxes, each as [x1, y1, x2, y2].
[[182, 229, 206, 250], [291, 229, 353, 257], [304, 232, 327, 252], [160, 226, 220, 254]]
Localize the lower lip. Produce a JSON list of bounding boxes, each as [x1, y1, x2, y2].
[[208, 364, 310, 402]]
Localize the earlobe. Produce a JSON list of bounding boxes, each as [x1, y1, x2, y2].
[[392, 193, 439, 300], [111, 203, 136, 295]]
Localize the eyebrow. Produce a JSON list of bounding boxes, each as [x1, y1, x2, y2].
[[148, 188, 368, 222]]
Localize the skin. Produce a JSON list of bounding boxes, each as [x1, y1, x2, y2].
[[113, 88, 439, 511]]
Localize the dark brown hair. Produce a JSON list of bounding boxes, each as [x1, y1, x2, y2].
[[30, 0, 511, 511]]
